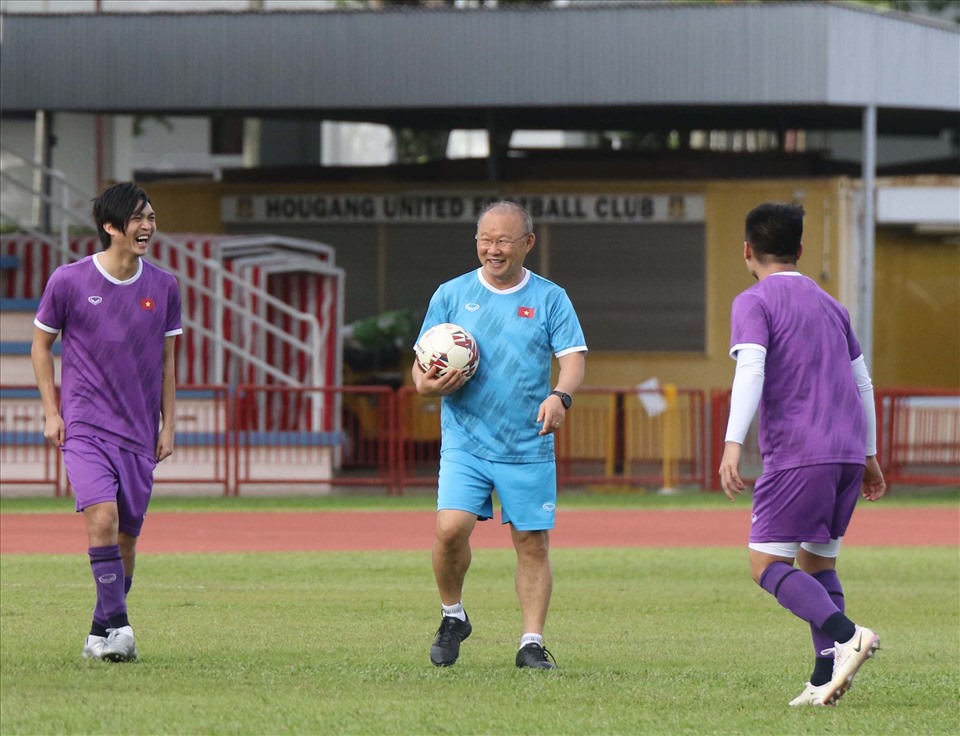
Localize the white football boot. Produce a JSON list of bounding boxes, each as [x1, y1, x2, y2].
[[788, 681, 835, 707], [81, 634, 107, 660], [101, 625, 138, 662], [818, 625, 880, 705]]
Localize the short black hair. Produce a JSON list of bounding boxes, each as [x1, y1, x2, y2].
[[92, 181, 151, 250], [744, 202, 804, 263]]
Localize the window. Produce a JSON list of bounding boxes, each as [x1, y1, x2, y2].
[[210, 115, 245, 155], [548, 224, 706, 351]]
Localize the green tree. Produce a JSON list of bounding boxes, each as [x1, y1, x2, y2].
[[793, 0, 959, 23]]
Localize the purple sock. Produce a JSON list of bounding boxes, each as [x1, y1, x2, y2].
[[807, 569, 846, 685], [810, 569, 845, 652], [759, 561, 846, 631], [92, 575, 133, 636], [88, 545, 128, 630]]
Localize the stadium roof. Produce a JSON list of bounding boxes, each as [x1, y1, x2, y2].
[[0, 1, 957, 135]]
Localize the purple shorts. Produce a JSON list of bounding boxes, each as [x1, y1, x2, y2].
[[62, 435, 157, 537], [749, 463, 864, 545]]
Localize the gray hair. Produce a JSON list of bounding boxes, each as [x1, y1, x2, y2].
[[477, 200, 533, 235]]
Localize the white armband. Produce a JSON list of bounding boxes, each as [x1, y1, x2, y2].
[[724, 345, 765, 445], [852, 354, 877, 456]]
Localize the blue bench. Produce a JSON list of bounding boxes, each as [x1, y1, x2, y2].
[[0, 256, 22, 271], [0, 430, 350, 448], [0, 388, 221, 400], [0, 298, 41, 312], [0, 431, 225, 447], [236, 431, 349, 447], [0, 388, 42, 399], [0, 341, 60, 356]]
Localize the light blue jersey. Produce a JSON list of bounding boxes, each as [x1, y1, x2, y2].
[[416, 267, 586, 463]]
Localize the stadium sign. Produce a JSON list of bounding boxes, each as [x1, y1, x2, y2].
[[221, 193, 705, 225]]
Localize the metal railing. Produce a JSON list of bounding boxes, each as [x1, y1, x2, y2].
[[0, 387, 63, 494], [2, 384, 954, 497], [877, 388, 960, 487], [555, 386, 708, 492], [0, 144, 323, 388], [710, 387, 960, 490]]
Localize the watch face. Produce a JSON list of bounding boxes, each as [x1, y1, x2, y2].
[[554, 391, 571, 409]]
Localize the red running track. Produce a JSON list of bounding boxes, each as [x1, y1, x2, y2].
[[1, 507, 956, 555]]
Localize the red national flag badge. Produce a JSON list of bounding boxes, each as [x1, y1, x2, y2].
[[140, 297, 155, 311], [517, 306, 535, 319]]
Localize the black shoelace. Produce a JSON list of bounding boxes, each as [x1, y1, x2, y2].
[[435, 617, 466, 645], [525, 643, 556, 664]]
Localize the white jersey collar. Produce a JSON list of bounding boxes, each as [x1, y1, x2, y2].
[[476, 267, 530, 294], [94, 252, 144, 285]]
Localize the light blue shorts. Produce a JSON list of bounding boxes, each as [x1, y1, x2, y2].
[[437, 448, 556, 531]]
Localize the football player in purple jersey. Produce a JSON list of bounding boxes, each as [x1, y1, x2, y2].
[[32, 182, 182, 662], [719, 202, 885, 707]]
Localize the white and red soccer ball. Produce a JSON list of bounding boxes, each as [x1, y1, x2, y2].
[[415, 323, 480, 381]]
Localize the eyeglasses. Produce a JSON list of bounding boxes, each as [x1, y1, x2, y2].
[[475, 234, 530, 248]]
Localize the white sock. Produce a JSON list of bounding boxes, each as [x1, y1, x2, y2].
[[519, 633, 543, 649], [441, 602, 466, 622]]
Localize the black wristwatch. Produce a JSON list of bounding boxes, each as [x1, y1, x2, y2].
[[550, 390, 572, 410]]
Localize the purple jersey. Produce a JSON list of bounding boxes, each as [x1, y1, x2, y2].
[[729, 272, 865, 473], [35, 254, 182, 458]]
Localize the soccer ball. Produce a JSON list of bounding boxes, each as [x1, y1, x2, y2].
[[415, 323, 480, 381]]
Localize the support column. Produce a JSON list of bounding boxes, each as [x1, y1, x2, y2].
[[33, 110, 52, 233], [859, 104, 877, 367], [485, 112, 513, 183]]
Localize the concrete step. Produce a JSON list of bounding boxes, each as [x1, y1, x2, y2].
[[0, 300, 43, 345], [0, 313, 38, 342], [0, 356, 58, 384]]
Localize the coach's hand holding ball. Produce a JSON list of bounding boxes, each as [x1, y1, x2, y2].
[[415, 363, 470, 397], [414, 323, 480, 397]]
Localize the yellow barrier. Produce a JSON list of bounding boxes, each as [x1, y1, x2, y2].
[[661, 383, 680, 492]]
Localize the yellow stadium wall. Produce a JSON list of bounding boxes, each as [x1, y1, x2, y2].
[[146, 177, 956, 392], [873, 229, 960, 389], [574, 178, 847, 392], [153, 186, 223, 233]]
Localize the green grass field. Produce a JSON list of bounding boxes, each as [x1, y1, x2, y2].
[[1, 483, 957, 515], [2, 540, 958, 735]]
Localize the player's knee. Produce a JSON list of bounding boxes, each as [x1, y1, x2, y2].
[[513, 530, 550, 558], [118, 537, 137, 572], [749, 558, 774, 584], [434, 520, 471, 549], [83, 503, 120, 543]]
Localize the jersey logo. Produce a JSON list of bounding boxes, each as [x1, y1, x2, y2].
[[518, 306, 535, 319], [140, 298, 156, 311], [87, 296, 103, 305], [465, 303, 480, 312]]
